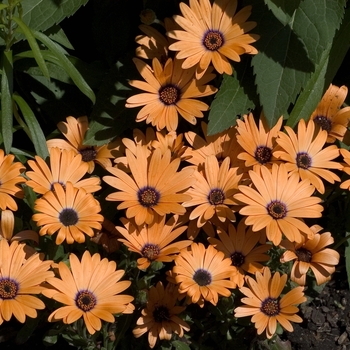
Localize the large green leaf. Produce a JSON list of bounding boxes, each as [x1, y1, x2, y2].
[[207, 58, 258, 135], [287, 6, 350, 127], [251, 0, 346, 127], [0, 0, 89, 45]]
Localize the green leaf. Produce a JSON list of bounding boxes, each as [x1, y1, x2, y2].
[[207, 58, 258, 135], [12, 93, 49, 159], [251, 0, 346, 127], [85, 59, 136, 145], [1, 50, 13, 154], [0, 4, 9, 11], [9, 0, 88, 42], [287, 6, 350, 127], [32, 30, 96, 104], [13, 16, 50, 79], [46, 24, 75, 50]]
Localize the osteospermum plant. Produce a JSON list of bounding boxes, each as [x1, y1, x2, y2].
[[1, 0, 349, 349]]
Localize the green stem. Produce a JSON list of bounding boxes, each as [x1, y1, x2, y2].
[[333, 234, 350, 250]]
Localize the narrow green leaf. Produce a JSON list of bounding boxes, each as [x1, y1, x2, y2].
[[287, 6, 350, 127], [207, 60, 257, 135], [12, 17, 50, 79], [1, 50, 13, 153], [12, 94, 49, 159], [32, 30, 96, 104], [0, 4, 9, 11]]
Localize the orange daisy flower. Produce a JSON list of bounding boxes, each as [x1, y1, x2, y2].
[[208, 220, 270, 288], [125, 57, 217, 132], [0, 240, 53, 325], [0, 149, 26, 211], [274, 118, 342, 194], [236, 113, 283, 171], [234, 267, 306, 339], [183, 155, 242, 227], [103, 147, 195, 225], [234, 164, 324, 246], [90, 218, 122, 254], [183, 121, 244, 172], [167, 0, 259, 79], [26, 147, 101, 195], [151, 130, 189, 161], [43, 251, 134, 335], [280, 225, 340, 286], [32, 182, 104, 244], [46, 116, 123, 173], [339, 148, 350, 190], [172, 242, 237, 307], [133, 281, 190, 348], [0, 210, 38, 257], [310, 84, 350, 143], [116, 215, 192, 270], [135, 17, 178, 62]]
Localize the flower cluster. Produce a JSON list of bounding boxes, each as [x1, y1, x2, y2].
[[1, 0, 349, 349]]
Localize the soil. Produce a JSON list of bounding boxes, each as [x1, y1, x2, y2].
[[283, 264, 350, 350]]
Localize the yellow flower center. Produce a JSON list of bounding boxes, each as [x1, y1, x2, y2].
[[296, 152, 312, 169], [230, 252, 245, 267], [159, 85, 180, 105], [137, 186, 160, 208], [208, 188, 225, 205], [80, 147, 98, 162], [75, 290, 97, 312], [59, 208, 79, 226], [141, 244, 160, 261], [203, 30, 224, 51], [0, 278, 18, 299], [254, 146, 272, 164], [313, 116, 332, 133], [153, 305, 170, 323], [260, 297, 280, 316], [193, 268, 212, 286], [267, 200, 287, 219], [295, 247, 312, 263]]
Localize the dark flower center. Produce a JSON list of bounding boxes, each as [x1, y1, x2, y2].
[[193, 268, 212, 286], [141, 244, 160, 260], [296, 152, 312, 169], [260, 297, 280, 316], [0, 278, 18, 299], [313, 116, 332, 133], [137, 186, 160, 208], [75, 290, 97, 312], [267, 200, 287, 219], [153, 305, 170, 323], [295, 247, 312, 263], [80, 147, 98, 162], [159, 85, 181, 105], [230, 252, 245, 267], [208, 188, 225, 205], [59, 208, 79, 226], [255, 146, 272, 164], [203, 30, 224, 51]]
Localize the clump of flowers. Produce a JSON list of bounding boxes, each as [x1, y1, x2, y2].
[[1, 0, 349, 349]]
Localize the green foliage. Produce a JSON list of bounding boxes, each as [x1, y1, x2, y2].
[[208, 0, 349, 131]]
